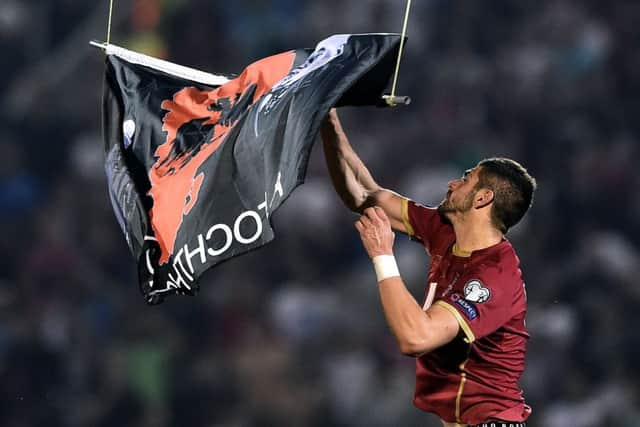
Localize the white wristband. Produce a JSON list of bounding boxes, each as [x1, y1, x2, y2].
[[372, 255, 400, 282]]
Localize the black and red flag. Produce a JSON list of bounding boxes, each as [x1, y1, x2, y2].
[[102, 34, 403, 304]]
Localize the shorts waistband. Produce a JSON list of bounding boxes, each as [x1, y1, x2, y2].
[[469, 423, 526, 427], [441, 421, 526, 427]]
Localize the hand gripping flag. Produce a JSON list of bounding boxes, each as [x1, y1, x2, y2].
[[102, 34, 403, 304]]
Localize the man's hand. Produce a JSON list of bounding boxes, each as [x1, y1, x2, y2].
[[322, 108, 339, 132], [355, 207, 395, 258]]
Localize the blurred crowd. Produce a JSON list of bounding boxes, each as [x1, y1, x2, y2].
[[1, 0, 639, 426]]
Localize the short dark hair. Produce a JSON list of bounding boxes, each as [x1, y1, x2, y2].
[[475, 158, 537, 233]]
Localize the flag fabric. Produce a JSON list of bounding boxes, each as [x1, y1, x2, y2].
[[102, 33, 403, 304]]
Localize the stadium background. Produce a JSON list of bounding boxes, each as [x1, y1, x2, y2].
[[1, 1, 638, 426]]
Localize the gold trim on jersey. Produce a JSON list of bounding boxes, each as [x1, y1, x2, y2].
[[400, 198, 415, 236], [452, 243, 472, 257], [455, 359, 469, 424], [435, 300, 475, 343]]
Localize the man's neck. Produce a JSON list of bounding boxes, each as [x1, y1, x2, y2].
[[450, 216, 503, 254]]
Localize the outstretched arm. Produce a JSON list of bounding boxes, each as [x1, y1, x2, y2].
[[321, 109, 410, 234]]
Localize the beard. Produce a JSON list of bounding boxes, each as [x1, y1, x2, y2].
[[437, 190, 475, 216]]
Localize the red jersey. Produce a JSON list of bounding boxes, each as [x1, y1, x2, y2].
[[402, 199, 531, 425]]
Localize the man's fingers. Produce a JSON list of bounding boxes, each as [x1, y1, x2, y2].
[[366, 206, 390, 226], [374, 206, 389, 221], [359, 213, 373, 228], [354, 219, 365, 234], [363, 207, 380, 221], [362, 206, 375, 219], [359, 207, 391, 232]]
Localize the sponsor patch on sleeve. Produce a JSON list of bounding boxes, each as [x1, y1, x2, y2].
[[450, 293, 478, 320]]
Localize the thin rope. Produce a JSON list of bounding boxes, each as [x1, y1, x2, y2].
[[106, 0, 114, 45], [388, 0, 411, 103]]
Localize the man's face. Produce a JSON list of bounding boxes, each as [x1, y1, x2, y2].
[[437, 167, 481, 216]]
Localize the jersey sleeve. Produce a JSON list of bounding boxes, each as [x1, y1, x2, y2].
[[434, 263, 525, 342], [402, 198, 452, 255]]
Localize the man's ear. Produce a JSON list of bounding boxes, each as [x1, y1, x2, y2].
[[474, 188, 494, 209]]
